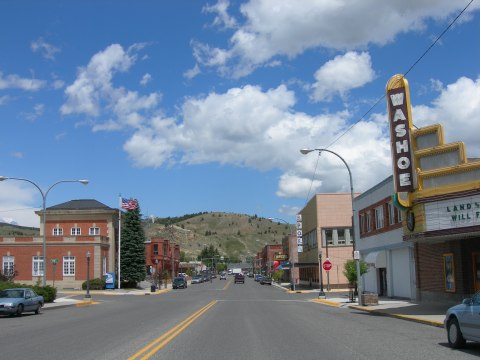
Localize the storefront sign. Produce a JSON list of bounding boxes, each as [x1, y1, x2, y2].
[[274, 254, 288, 261], [425, 195, 480, 231], [387, 80, 414, 193], [296, 214, 303, 253]]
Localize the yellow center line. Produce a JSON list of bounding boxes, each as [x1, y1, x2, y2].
[[128, 300, 217, 360], [221, 278, 232, 290]]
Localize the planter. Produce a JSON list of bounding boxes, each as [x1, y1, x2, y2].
[[361, 292, 379, 306]]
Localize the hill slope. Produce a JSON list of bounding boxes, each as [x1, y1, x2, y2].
[[144, 212, 293, 260]]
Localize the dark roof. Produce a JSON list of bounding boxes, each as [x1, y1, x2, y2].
[[47, 199, 115, 211]]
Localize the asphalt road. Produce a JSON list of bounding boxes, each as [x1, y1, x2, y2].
[[1, 277, 480, 360]]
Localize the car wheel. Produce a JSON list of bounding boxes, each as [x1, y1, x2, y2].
[[16, 304, 24, 316], [35, 303, 42, 314], [447, 317, 466, 348]]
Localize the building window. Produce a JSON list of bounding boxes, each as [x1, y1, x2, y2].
[[63, 256, 75, 276], [153, 244, 158, 255], [337, 229, 346, 245], [359, 213, 365, 234], [387, 202, 395, 226], [89, 227, 100, 235], [71, 227, 81, 235], [32, 256, 44, 276], [324, 229, 333, 245], [375, 205, 384, 230], [2, 256, 14, 276], [53, 228, 63, 236], [366, 211, 372, 232], [397, 208, 403, 223]]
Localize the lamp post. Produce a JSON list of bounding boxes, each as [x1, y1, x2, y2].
[[0, 176, 88, 287], [85, 251, 91, 299], [300, 148, 362, 305], [154, 259, 159, 288]]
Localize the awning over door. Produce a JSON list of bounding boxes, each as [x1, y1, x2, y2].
[[364, 251, 386, 268]]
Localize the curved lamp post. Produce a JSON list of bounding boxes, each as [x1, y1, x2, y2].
[[299, 148, 362, 305], [0, 176, 89, 287]]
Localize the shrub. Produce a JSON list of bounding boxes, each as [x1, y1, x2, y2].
[[82, 277, 106, 290]]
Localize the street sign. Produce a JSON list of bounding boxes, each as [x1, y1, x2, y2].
[[323, 259, 332, 271]]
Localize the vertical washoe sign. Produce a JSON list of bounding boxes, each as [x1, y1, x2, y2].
[[387, 75, 415, 207]]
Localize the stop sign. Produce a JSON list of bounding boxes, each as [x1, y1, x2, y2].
[[323, 260, 332, 271]]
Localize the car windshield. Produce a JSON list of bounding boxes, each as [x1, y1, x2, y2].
[[0, 289, 24, 298]]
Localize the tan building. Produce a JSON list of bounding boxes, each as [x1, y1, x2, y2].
[[298, 193, 357, 289]]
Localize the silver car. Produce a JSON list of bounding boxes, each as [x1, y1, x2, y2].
[[0, 288, 44, 316], [445, 291, 480, 348]]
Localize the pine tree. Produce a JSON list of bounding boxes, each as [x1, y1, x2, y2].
[[120, 205, 146, 286]]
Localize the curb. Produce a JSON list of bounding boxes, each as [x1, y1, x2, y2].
[[348, 305, 444, 328], [311, 299, 341, 307]]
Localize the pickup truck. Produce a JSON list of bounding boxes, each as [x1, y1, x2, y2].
[[234, 273, 245, 284]]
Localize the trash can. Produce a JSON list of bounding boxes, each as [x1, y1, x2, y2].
[[290, 284, 294, 291], [151, 285, 156, 292]]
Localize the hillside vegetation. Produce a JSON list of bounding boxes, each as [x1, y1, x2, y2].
[[144, 212, 293, 260]]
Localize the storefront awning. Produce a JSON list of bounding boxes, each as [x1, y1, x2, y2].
[[364, 251, 386, 268]]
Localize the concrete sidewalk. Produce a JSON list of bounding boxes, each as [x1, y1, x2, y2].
[[312, 295, 449, 328]]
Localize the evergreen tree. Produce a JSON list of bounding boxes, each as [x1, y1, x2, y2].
[[120, 204, 146, 285]]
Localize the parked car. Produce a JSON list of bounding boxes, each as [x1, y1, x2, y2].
[[0, 288, 44, 316], [260, 277, 272, 285], [254, 274, 263, 282], [234, 273, 245, 284], [191, 275, 203, 284], [219, 272, 227, 280], [445, 291, 480, 348], [172, 277, 187, 289], [248, 273, 254, 278]]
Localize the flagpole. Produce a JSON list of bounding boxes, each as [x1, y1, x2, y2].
[[118, 194, 122, 289]]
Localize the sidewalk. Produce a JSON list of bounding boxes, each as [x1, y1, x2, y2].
[[312, 294, 449, 328]]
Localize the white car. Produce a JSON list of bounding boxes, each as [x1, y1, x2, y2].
[[445, 291, 480, 348]]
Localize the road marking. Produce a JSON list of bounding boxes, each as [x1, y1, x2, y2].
[[221, 279, 232, 290], [128, 300, 217, 360]]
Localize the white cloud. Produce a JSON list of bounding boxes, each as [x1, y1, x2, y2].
[[183, 64, 201, 80], [24, 103, 45, 121], [0, 71, 46, 91], [61, 44, 161, 130], [311, 51, 375, 102], [413, 76, 480, 156], [0, 95, 11, 105], [31, 37, 60, 61], [203, 0, 237, 29], [140, 73, 152, 86], [195, 0, 478, 77], [0, 182, 40, 227]]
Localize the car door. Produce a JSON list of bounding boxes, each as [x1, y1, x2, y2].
[[24, 290, 35, 311], [460, 292, 480, 341]]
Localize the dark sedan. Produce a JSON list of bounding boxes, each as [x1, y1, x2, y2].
[[260, 277, 272, 285], [172, 277, 187, 289]]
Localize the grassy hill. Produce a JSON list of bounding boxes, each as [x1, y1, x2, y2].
[[0, 223, 40, 237], [144, 212, 294, 260]]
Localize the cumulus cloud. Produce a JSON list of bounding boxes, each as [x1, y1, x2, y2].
[[413, 76, 480, 156], [195, 0, 477, 77], [140, 73, 152, 86], [61, 44, 161, 130], [183, 64, 201, 80], [203, 0, 237, 29], [0, 182, 40, 227], [31, 38, 60, 61], [311, 51, 375, 102], [0, 71, 46, 91]]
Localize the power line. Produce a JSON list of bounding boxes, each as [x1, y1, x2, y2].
[[304, 0, 475, 205]]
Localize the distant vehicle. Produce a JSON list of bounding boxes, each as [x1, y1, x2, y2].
[[228, 269, 233, 275], [220, 272, 227, 280], [248, 273, 254, 278], [0, 288, 44, 316], [445, 291, 480, 348], [254, 274, 263, 282], [191, 275, 203, 284], [178, 273, 188, 278], [232, 268, 242, 275], [260, 277, 272, 285], [172, 277, 188, 289], [234, 273, 245, 284]]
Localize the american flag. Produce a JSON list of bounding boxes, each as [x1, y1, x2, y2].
[[121, 198, 138, 210]]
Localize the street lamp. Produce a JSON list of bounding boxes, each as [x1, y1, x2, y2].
[[300, 148, 362, 305], [0, 176, 89, 287], [85, 251, 91, 299]]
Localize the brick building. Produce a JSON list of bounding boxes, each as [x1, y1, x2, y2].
[[145, 237, 180, 280], [1, 199, 118, 289]]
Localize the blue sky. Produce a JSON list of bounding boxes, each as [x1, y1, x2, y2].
[[1, 0, 480, 227]]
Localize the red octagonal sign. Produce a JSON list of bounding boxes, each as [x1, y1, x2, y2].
[[323, 260, 332, 271]]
